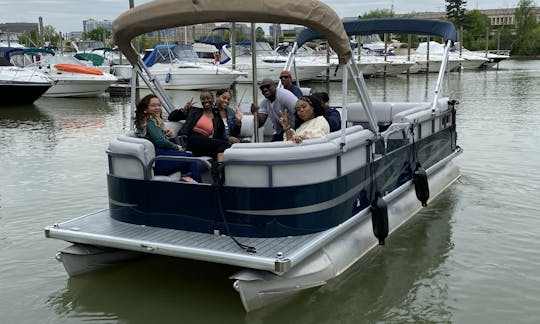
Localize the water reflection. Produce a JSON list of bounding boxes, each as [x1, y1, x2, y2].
[[245, 188, 458, 324], [0, 104, 51, 129], [47, 257, 246, 323]]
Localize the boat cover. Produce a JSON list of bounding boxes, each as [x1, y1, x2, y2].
[[142, 44, 200, 67], [74, 53, 105, 66], [6, 48, 55, 58], [295, 18, 458, 48], [113, 0, 351, 65]]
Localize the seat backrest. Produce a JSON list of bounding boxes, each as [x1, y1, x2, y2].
[[164, 121, 184, 137], [330, 129, 375, 175], [108, 138, 147, 180], [224, 141, 341, 187], [347, 102, 393, 124], [117, 133, 155, 164]]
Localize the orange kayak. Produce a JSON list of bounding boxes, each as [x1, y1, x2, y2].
[[54, 63, 104, 75]]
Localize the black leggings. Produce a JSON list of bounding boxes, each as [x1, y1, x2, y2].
[[187, 133, 230, 160]]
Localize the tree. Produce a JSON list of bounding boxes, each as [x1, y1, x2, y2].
[[255, 27, 265, 41], [461, 10, 490, 50], [446, 0, 467, 26], [19, 29, 40, 47], [513, 0, 540, 55], [84, 27, 111, 43], [359, 9, 395, 19]]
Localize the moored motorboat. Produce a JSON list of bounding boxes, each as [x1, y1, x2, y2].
[[0, 47, 54, 105], [8, 48, 118, 97], [140, 44, 246, 90], [45, 0, 462, 312], [219, 41, 330, 82]]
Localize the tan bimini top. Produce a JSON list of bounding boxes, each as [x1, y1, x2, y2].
[[112, 0, 352, 65]]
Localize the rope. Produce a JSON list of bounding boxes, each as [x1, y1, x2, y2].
[[214, 184, 256, 254]]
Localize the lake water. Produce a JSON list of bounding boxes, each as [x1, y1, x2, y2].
[[1, 59, 540, 323]]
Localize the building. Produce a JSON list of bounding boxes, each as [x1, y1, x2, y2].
[[82, 19, 113, 34], [142, 22, 253, 43], [409, 7, 540, 27]]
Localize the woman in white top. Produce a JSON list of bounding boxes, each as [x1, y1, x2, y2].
[[280, 95, 330, 144]]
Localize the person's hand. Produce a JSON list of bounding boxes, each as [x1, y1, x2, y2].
[[177, 145, 185, 151], [165, 129, 174, 137], [279, 110, 289, 129], [228, 136, 240, 144], [250, 103, 258, 114], [235, 106, 243, 123], [184, 97, 194, 110]]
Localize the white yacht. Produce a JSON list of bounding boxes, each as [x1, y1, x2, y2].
[[0, 47, 53, 105], [219, 41, 330, 82], [8, 48, 117, 97], [140, 44, 246, 90]]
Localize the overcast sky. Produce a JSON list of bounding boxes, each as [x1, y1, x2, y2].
[[0, 0, 523, 33]]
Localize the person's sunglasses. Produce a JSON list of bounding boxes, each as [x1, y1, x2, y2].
[[259, 84, 271, 91], [279, 75, 290, 79]]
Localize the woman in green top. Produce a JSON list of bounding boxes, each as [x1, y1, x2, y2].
[[135, 94, 201, 182]]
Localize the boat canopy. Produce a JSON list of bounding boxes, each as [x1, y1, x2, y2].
[[143, 44, 200, 67], [295, 18, 458, 48], [113, 0, 352, 65], [6, 48, 55, 59], [74, 53, 105, 66]]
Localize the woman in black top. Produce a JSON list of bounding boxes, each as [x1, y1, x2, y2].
[[169, 90, 230, 163]]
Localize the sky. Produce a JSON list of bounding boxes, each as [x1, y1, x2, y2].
[[0, 0, 522, 34]]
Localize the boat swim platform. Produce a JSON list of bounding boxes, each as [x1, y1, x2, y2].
[[44, 209, 348, 273]]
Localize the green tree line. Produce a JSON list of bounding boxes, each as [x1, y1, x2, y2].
[[359, 0, 538, 55]]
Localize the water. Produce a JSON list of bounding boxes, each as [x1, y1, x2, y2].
[[1, 60, 540, 323]]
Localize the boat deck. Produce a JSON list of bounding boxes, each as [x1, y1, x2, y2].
[[44, 209, 342, 273]]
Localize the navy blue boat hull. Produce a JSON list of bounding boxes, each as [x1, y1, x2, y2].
[[107, 125, 457, 238], [0, 82, 51, 105]]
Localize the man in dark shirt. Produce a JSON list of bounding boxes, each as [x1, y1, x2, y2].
[[312, 92, 341, 132], [279, 70, 303, 98]]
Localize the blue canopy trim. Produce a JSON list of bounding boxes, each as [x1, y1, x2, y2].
[[296, 18, 457, 47]]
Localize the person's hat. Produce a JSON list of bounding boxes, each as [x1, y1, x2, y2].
[[259, 78, 275, 87], [280, 70, 292, 78]]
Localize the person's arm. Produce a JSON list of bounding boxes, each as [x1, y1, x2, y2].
[[227, 107, 242, 137], [326, 108, 342, 132], [168, 98, 194, 121], [250, 103, 268, 126], [168, 108, 187, 122], [147, 118, 179, 150], [306, 116, 330, 138]]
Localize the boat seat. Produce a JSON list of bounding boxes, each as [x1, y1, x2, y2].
[[109, 134, 181, 182], [229, 125, 365, 149], [224, 141, 342, 187], [164, 121, 184, 137], [224, 127, 374, 187], [330, 129, 375, 175], [346, 101, 432, 124]]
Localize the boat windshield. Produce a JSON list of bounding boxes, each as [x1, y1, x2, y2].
[[232, 42, 281, 58], [43, 55, 86, 66]]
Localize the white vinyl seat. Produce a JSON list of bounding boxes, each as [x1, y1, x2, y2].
[[108, 134, 181, 181]]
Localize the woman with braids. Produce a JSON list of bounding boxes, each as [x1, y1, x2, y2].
[[135, 94, 201, 183], [280, 95, 330, 144]]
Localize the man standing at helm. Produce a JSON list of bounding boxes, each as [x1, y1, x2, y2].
[[251, 78, 298, 142]]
